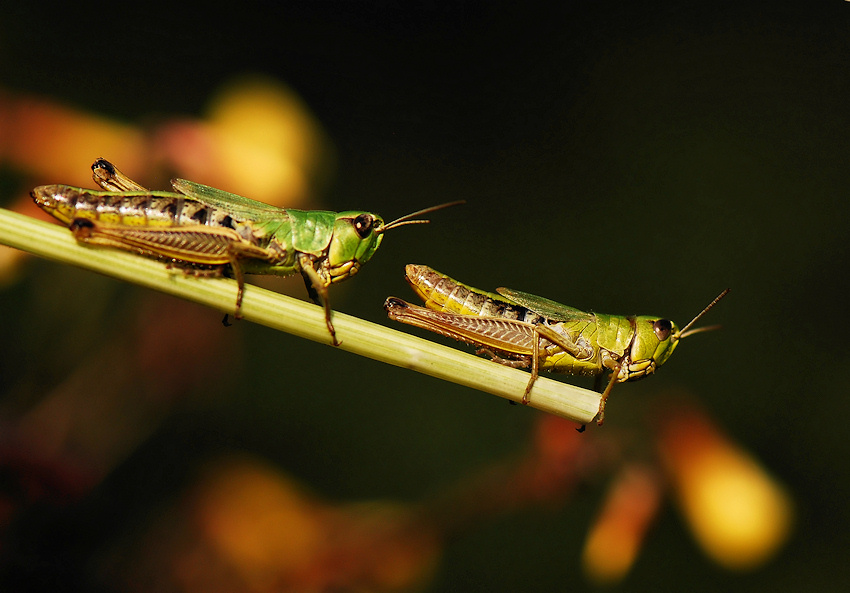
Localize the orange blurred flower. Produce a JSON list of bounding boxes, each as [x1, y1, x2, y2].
[[582, 464, 664, 585], [0, 93, 146, 185], [172, 457, 440, 593]]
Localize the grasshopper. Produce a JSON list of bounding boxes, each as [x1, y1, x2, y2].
[[385, 264, 728, 424], [31, 159, 461, 345]]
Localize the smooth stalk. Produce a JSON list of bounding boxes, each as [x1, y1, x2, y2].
[[0, 208, 601, 424]]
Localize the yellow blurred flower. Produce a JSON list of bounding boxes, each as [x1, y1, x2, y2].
[[157, 76, 334, 208], [657, 405, 793, 570]]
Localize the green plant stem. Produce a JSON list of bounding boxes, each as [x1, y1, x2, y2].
[[0, 208, 602, 424]]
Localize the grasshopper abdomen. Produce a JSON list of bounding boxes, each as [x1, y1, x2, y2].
[[405, 263, 537, 323], [31, 184, 242, 230]]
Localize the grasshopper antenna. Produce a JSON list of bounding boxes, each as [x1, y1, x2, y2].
[[675, 288, 730, 340], [378, 200, 465, 232]]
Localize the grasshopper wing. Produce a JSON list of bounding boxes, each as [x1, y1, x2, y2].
[[496, 288, 594, 322], [171, 178, 286, 218]]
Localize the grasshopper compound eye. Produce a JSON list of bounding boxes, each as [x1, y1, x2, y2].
[[653, 319, 673, 341], [353, 213, 376, 238]]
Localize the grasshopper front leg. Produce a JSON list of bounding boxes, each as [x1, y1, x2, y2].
[[298, 253, 340, 346]]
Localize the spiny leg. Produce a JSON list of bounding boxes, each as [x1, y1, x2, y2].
[[227, 244, 247, 318], [298, 254, 339, 346], [521, 325, 543, 405], [219, 244, 251, 326]]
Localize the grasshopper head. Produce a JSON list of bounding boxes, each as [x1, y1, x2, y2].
[[623, 317, 682, 380], [623, 289, 730, 381], [326, 201, 464, 283], [326, 212, 386, 282]]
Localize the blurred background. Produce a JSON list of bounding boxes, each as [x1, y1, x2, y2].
[[0, 1, 846, 591]]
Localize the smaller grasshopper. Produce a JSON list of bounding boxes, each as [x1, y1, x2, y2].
[[385, 264, 728, 423], [31, 159, 461, 345]]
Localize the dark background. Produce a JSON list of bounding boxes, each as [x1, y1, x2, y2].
[[2, 1, 848, 591]]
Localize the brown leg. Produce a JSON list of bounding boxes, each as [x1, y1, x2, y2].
[[298, 254, 339, 346], [224, 245, 246, 319], [521, 326, 542, 405], [595, 361, 622, 426]]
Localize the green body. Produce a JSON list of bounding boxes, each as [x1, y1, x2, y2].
[[31, 178, 386, 286], [396, 264, 681, 382], [167, 177, 387, 282]]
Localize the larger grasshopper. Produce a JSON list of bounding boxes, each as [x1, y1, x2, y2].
[[385, 264, 728, 423], [31, 159, 460, 345]]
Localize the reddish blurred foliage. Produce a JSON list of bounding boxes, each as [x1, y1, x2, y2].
[[110, 419, 605, 593], [109, 457, 440, 593], [0, 295, 241, 551], [582, 464, 664, 585]]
